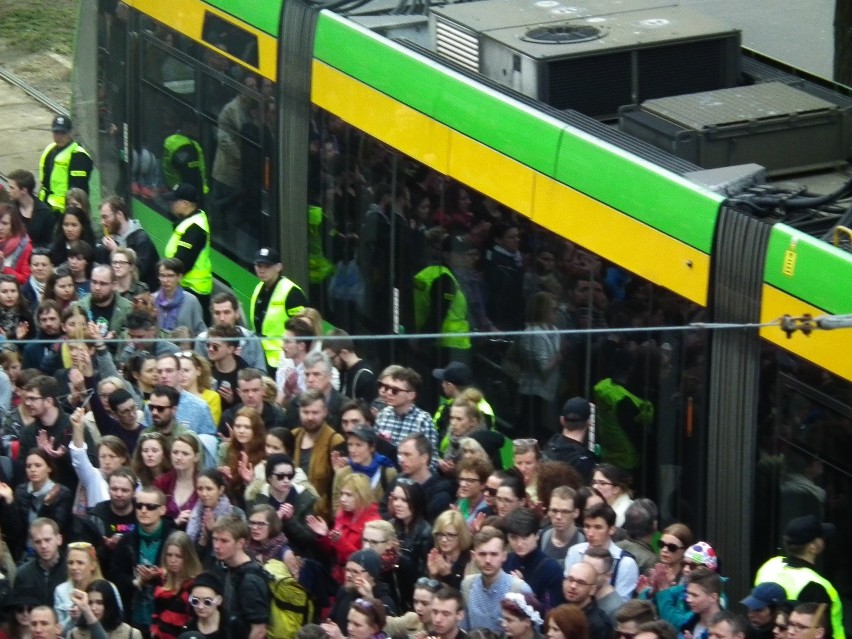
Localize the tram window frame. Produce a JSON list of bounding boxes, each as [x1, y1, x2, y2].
[[140, 35, 198, 105], [201, 12, 259, 70]]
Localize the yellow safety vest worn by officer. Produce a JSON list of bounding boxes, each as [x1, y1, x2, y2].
[[162, 134, 209, 193], [593, 377, 654, 471], [38, 141, 93, 211], [164, 211, 212, 295], [250, 277, 306, 368], [413, 265, 470, 350], [755, 556, 845, 639]]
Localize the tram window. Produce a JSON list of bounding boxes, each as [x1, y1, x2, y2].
[[202, 12, 259, 69]]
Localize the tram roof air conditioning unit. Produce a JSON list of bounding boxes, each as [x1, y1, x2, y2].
[[430, 0, 741, 119]]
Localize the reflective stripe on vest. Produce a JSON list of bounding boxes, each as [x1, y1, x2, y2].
[[413, 265, 470, 350], [755, 556, 845, 639], [38, 141, 90, 211], [164, 211, 212, 295], [250, 277, 305, 367], [593, 378, 654, 470]]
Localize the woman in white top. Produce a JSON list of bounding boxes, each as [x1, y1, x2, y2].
[[591, 463, 634, 527]]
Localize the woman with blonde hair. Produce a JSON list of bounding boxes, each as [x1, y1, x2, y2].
[[110, 246, 148, 300], [151, 531, 203, 639], [426, 509, 473, 589], [306, 472, 380, 583], [177, 350, 221, 424], [54, 541, 114, 631]]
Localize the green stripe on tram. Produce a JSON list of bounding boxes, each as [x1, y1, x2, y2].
[[313, 12, 721, 254], [202, 0, 282, 36], [765, 224, 852, 314]]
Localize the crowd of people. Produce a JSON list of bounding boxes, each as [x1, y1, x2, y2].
[[0, 116, 841, 639]]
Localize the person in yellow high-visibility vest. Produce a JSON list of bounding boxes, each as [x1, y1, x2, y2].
[[163, 183, 212, 322], [38, 115, 93, 212]]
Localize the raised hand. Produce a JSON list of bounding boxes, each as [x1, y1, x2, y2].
[[305, 514, 329, 537], [36, 429, 67, 458], [237, 451, 254, 484]]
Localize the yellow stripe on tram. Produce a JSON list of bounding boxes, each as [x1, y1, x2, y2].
[[760, 284, 852, 382], [128, 0, 277, 80], [312, 59, 710, 305]]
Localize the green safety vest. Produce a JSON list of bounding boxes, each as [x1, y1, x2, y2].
[[413, 265, 470, 350], [38, 141, 91, 211], [755, 556, 845, 639], [164, 211, 212, 295], [593, 377, 654, 471], [162, 133, 209, 193], [308, 205, 334, 284], [250, 276, 306, 368]]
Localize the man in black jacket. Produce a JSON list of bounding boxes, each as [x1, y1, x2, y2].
[[78, 467, 137, 569], [108, 486, 176, 627], [381, 434, 454, 522], [14, 518, 67, 605], [542, 397, 598, 484], [563, 561, 613, 639]]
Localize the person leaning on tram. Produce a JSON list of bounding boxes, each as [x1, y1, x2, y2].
[[38, 115, 93, 212], [163, 183, 213, 321], [754, 515, 845, 639]]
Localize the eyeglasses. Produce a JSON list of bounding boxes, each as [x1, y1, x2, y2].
[[415, 577, 441, 590], [682, 561, 701, 569], [271, 471, 295, 481], [661, 542, 684, 553], [353, 598, 374, 610], [434, 531, 458, 540], [68, 541, 96, 558], [135, 502, 162, 511], [177, 350, 196, 359], [345, 566, 368, 576], [189, 596, 218, 608], [362, 537, 388, 545], [148, 404, 172, 412], [483, 486, 497, 496], [396, 477, 417, 486], [206, 343, 222, 352], [248, 520, 270, 528], [378, 382, 411, 396], [548, 508, 574, 517], [565, 576, 593, 587], [591, 479, 613, 487], [23, 395, 44, 403], [458, 476, 480, 485]]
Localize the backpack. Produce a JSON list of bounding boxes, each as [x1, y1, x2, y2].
[[264, 559, 315, 639]]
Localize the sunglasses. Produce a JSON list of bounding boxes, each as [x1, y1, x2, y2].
[[415, 577, 441, 590], [189, 596, 219, 608], [148, 404, 172, 412], [378, 382, 410, 396], [661, 542, 683, 553], [271, 471, 295, 481], [135, 502, 161, 511], [206, 343, 222, 352], [483, 486, 497, 495]]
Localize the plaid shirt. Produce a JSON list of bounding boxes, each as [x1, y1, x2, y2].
[[375, 404, 437, 452]]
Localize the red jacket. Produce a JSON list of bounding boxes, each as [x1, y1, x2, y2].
[[2, 237, 31, 285], [315, 502, 381, 583]]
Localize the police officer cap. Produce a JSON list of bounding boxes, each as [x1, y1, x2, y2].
[[164, 183, 200, 203], [254, 247, 281, 265], [561, 397, 591, 422], [52, 115, 72, 133], [784, 514, 835, 545]]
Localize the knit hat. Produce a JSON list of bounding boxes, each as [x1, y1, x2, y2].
[[684, 541, 718, 571], [349, 549, 382, 580]]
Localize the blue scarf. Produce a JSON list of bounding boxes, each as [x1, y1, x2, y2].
[[155, 285, 186, 331], [350, 453, 394, 478]]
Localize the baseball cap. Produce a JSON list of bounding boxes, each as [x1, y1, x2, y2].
[[349, 549, 381, 579], [740, 582, 787, 610], [52, 115, 72, 133], [561, 397, 591, 422], [164, 183, 200, 203], [433, 361, 473, 387], [346, 427, 378, 447], [784, 514, 835, 545], [254, 247, 281, 265]]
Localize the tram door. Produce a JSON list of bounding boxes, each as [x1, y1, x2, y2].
[[755, 370, 852, 601]]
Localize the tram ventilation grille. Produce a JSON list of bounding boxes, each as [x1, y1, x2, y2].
[[434, 19, 480, 74]]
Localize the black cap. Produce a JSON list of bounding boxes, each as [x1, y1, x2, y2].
[[191, 571, 224, 595], [164, 183, 200, 203], [52, 115, 72, 133], [347, 426, 378, 447], [784, 514, 835, 545], [6, 587, 43, 609], [561, 397, 591, 422], [433, 361, 473, 387], [349, 549, 381, 579], [254, 247, 281, 265]]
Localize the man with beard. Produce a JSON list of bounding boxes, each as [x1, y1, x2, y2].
[[284, 351, 346, 430], [78, 265, 132, 344], [291, 389, 344, 521], [142, 385, 190, 447], [97, 196, 159, 289], [78, 467, 138, 569], [23, 300, 64, 374]]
